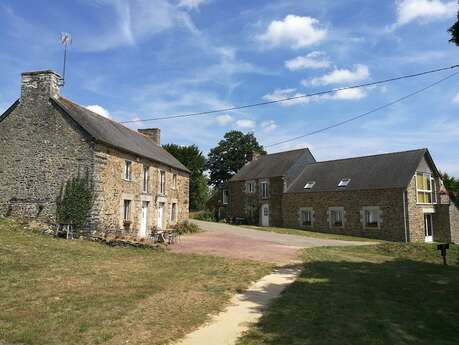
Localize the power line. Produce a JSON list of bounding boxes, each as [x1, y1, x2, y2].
[[265, 71, 459, 148], [121, 64, 459, 124]]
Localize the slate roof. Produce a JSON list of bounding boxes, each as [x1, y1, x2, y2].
[[52, 97, 190, 173], [230, 148, 315, 182], [286, 148, 431, 193]]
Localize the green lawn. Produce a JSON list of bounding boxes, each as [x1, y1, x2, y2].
[[238, 243, 459, 345], [243, 225, 379, 242], [0, 218, 272, 345]]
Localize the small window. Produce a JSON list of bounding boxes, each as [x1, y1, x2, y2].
[[123, 200, 131, 221], [159, 170, 166, 195], [124, 161, 132, 181], [172, 173, 177, 190], [338, 178, 351, 187], [261, 182, 269, 199], [329, 208, 344, 227], [222, 190, 229, 205], [304, 181, 315, 189], [300, 209, 313, 226], [246, 181, 255, 193], [363, 207, 380, 228], [143, 166, 149, 193], [171, 203, 177, 222]]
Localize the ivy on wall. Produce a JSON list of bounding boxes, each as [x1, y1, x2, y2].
[[56, 171, 94, 232]]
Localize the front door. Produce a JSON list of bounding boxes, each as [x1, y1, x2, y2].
[[139, 201, 149, 238], [424, 213, 433, 242], [261, 204, 269, 227], [157, 203, 165, 230]]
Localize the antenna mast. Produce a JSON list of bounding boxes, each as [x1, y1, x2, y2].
[[59, 32, 72, 87]]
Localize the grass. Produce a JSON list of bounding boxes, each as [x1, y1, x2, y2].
[[238, 243, 459, 345], [242, 225, 378, 242], [0, 217, 272, 345]]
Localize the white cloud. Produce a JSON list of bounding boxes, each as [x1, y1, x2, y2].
[[256, 15, 327, 49], [178, 0, 208, 10], [215, 114, 234, 125], [262, 120, 278, 133], [305, 64, 370, 86], [262, 88, 310, 107], [86, 105, 112, 119], [453, 93, 459, 104], [236, 119, 256, 129], [285, 51, 330, 71], [392, 0, 456, 28]]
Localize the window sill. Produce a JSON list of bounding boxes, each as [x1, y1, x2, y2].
[[122, 179, 132, 182]]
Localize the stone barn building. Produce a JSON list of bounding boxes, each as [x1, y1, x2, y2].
[[0, 70, 190, 237]]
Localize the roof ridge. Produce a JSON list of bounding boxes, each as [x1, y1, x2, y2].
[[263, 148, 308, 157], [310, 148, 427, 165]]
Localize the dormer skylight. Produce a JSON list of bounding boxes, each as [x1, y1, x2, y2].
[[338, 178, 351, 187], [304, 181, 316, 189]]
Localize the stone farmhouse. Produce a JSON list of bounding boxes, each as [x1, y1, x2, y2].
[[0, 70, 190, 237], [226, 148, 459, 243]]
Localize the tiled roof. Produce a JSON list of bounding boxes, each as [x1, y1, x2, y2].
[[53, 97, 190, 173], [286, 148, 430, 193]]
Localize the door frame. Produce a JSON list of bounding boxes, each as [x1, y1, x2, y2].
[[261, 203, 270, 227], [424, 213, 433, 243], [138, 201, 149, 238], [157, 202, 165, 230]]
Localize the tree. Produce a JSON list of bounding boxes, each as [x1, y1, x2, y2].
[[449, 11, 459, 46], [206, 131, 266, 187], [442, 173, 459, 207], [163, 144, 208, 211]]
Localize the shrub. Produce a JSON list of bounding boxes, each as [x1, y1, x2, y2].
[[191, 210, 217, 222], [173, 220, 201, 235]]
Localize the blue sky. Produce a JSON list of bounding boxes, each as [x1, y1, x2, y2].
[[1, 0, 458, 175]]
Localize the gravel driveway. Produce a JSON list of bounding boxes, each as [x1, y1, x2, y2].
[[170, 220, 373, 265]]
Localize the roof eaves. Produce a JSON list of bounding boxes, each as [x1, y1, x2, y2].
[[0, 99, 20, 124]]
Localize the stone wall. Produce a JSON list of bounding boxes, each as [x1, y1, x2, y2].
[[91, 144, 189, 237], [228, 177, 284, 226], [282, 188, 407, 241], [0, 81, 95, 223], [450, 203, 459, 243]]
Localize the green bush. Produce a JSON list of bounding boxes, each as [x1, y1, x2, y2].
[[173, 220, 201, 235], [191, 210, 217, 222]]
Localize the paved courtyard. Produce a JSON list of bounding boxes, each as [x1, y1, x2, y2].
[[170, 220, 373, 265]]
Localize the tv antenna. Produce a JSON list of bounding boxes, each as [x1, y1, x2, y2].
[[59, 32, 72, 86]]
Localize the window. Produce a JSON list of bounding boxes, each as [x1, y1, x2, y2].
[[245, 181, 255, 193], [416, 173, 435, 204], [362, 207, 381, 228], [172, 173, 177, 190], [222, 190, 229, 205], [143, 166, 149, 193], [304, 181, 315, 189], [338, 178, 351, 187], [300, 208, 313, 226], [171, 203, 177, 222], [159, 170, 166, 195], [123, 200, 131, 221], [261, 182, 269, 199], [124, 161, 132, 181], [329, 207, 344, 227]]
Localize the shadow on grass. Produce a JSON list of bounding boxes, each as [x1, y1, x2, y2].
[[238, 259, 459, 345]]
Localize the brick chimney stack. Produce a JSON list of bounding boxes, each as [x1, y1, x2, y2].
[[138, 128, 161, 145], [20, 70, 61, 104]]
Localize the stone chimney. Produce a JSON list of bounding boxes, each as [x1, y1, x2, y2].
[[20, 70, 61, 104], [138, 128, 161, 145]]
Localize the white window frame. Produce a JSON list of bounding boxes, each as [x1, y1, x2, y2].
[[143, 165, 149, 193], [170, 203, 177, 223], [261, 181, 269, 199], [222, 190, 229, 205], [328, 207, 345, 228], [172, 173, 177, 190], [298, 207, 314, 227], [361, 206, 382, 229], [416, 172, 435, 205], [123, 199, 131, 221], [245, 181, 256, 194], [304, 181, 315, 189], [159, 170, 166, 195], [123, 161, 132, 181]]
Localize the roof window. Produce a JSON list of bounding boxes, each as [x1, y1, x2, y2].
[[338, 178, 351, 187], [304, 181, 316, 189]]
